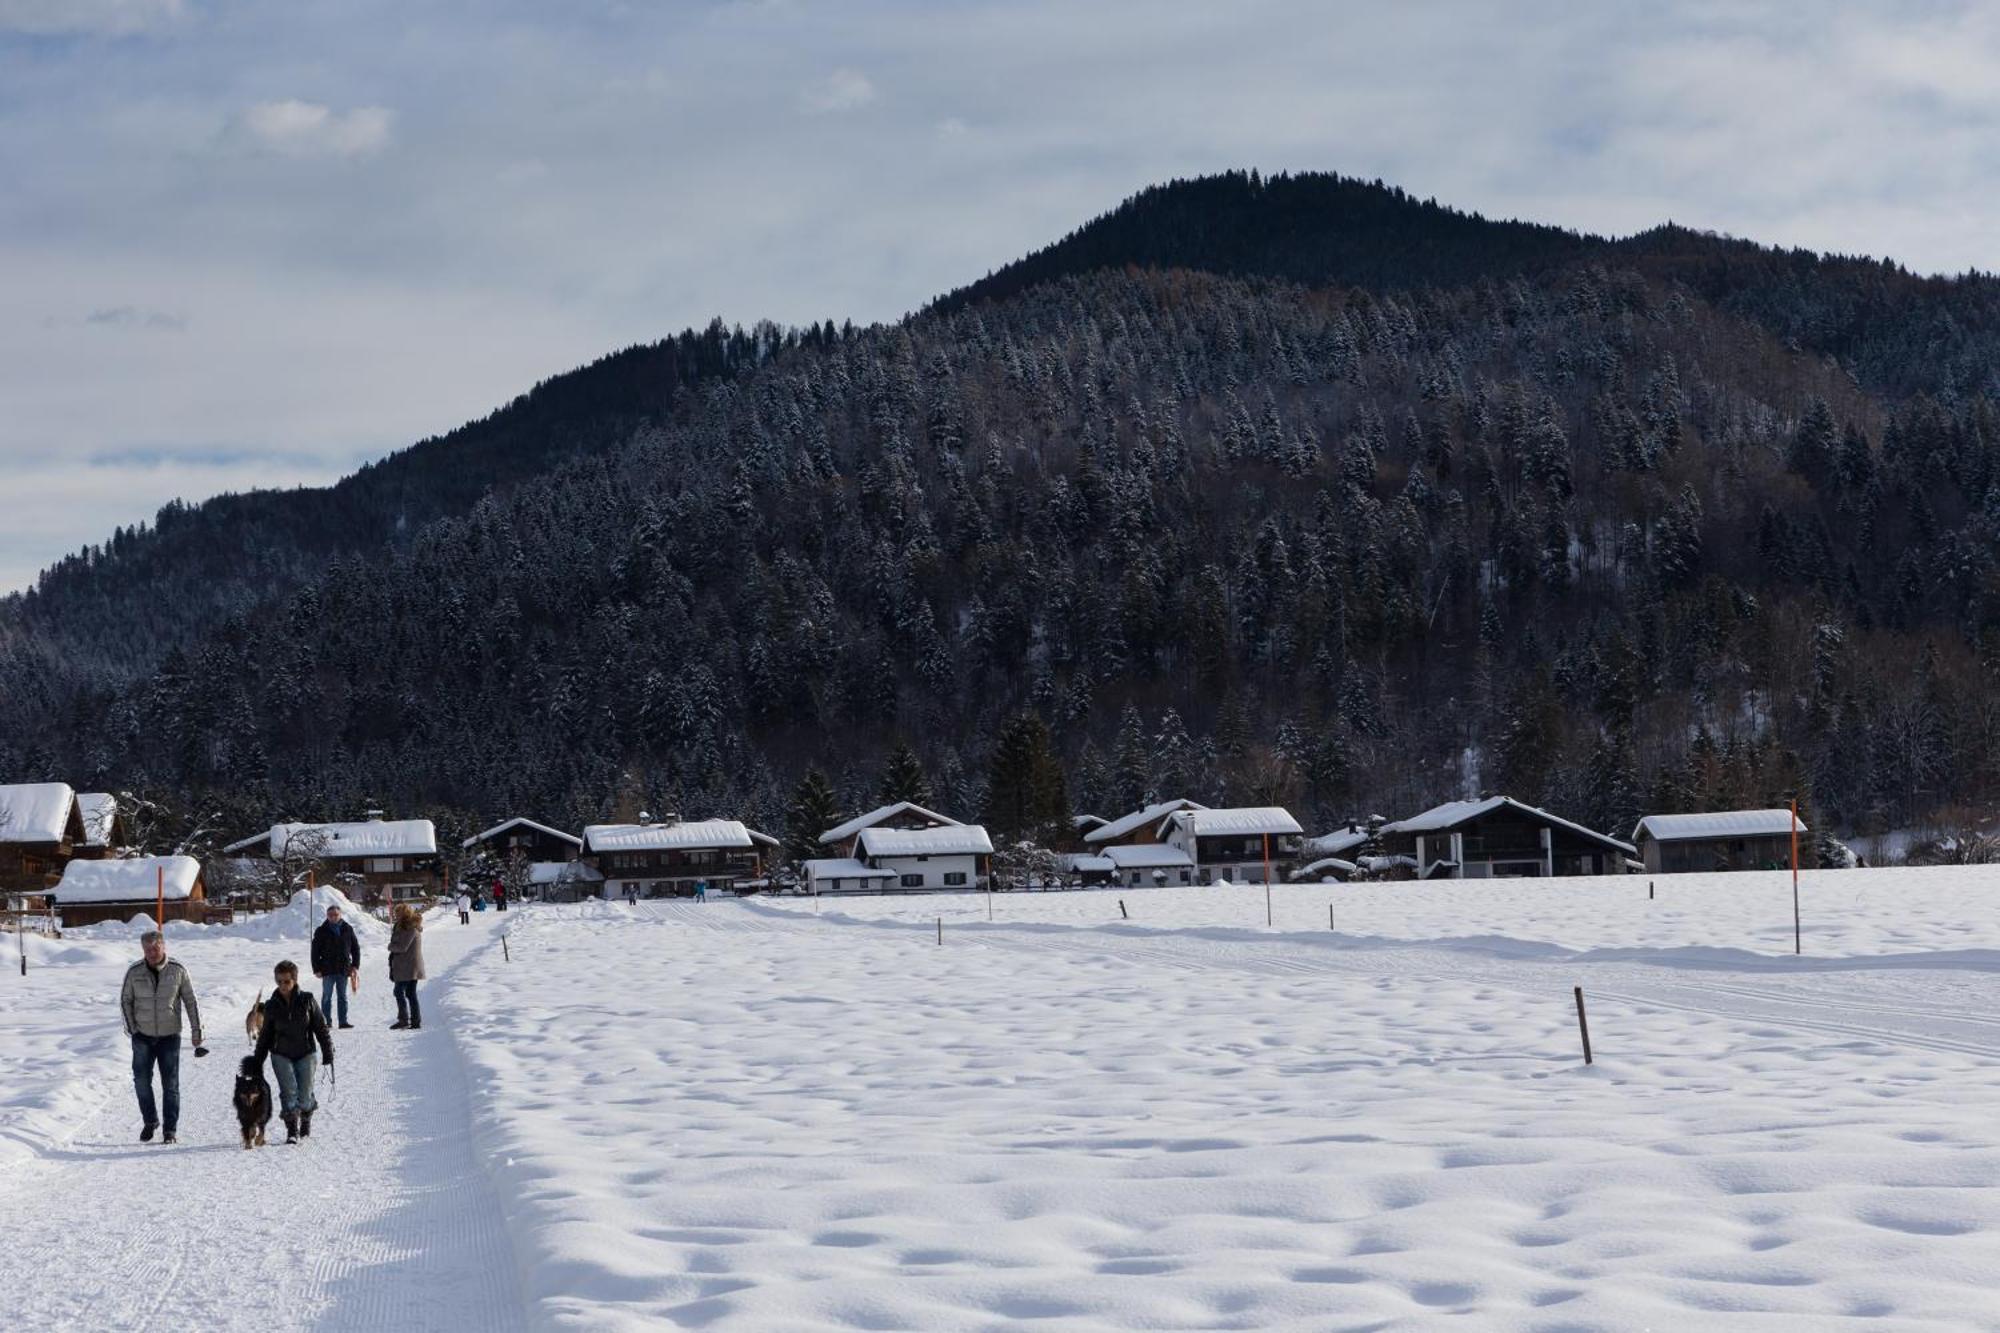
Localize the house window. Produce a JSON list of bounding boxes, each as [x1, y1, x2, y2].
[[944, 872, 966, 886], [1179, 871, 1191, 884], [365, 858, 400, 873], [900, 873, 923, 888]]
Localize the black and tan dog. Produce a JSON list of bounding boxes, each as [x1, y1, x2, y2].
[[234, 1055, 273, 1149]]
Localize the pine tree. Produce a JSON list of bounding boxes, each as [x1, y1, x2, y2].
[[784, 769, 841, 864], [984, 713, 1068, 842], [875, 740, 933, 808]]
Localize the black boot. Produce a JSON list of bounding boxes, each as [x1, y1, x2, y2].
[[390, 1018, 409, 1030], [299, 1110, 313, 1139], [283, 1112, 299, 1144]]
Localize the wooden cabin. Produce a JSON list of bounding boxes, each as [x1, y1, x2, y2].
[[74, 792, 131, 859], [224, 814, 442, 902], [0, 782, 86, 894], [462, 817, 582, 866], [53, 854, 209, 929], [1632, 810, 1806, 874]]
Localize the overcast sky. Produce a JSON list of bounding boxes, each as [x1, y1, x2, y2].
[[4, 0, 1999, 593]]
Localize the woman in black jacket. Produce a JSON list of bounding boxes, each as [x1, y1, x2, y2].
[[253, 959, 335, 1143]]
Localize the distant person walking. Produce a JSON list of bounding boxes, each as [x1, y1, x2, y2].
[[310, 904, 361, 1030], [253, 959, 334, 1143], [456, 891, 471, 926], [494, 881, 507, 913], [388, 904, 427, 1031], [120, 930, 205, 1144]]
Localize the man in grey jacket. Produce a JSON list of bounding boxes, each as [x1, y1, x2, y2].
[[120, 930, 205, 1144]]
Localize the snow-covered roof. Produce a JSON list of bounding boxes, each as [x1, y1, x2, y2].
[[1383, 797, 1636, 854], [77, 792, 120, 848], [583, 820, 755, 853], [1084, 799, 1207, 845], [223, 830, 271, 855], [1166, 806, 1303, 839], [528, 860, 604, 885], [1103, 843, 1195, 869], [819, 801, 963, 845], [747, 828, 780, 848], [803, 857, 898, 880], [1305, 828, 1370, 857], [1291, 856, 1359, 881], [858, 824, 994, 858], [55, 855, 201, 903], [1633, 810, 1808, 842], [463, 817, 581, 849], [270, 820, 438, 859], [1073, 814, 1107, 831], [0, 782, 78, 844], [1062, 854, 1116, 873]]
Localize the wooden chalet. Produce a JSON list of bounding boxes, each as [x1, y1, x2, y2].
[[461, 817, 582, 865], [0, 782, 86, 894], [579, 816, 773, 898], [74, 792, 131, 859], [1381, 797, 1633, 879], [53, 854, 210, 929], [224, 814, 442, 901], [1159, 807, 1304, 884], [1632, 810, 1806, 874]]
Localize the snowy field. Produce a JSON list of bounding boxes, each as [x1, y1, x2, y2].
[[5, 869, 2000, 1329]]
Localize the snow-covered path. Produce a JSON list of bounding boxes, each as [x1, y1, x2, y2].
[[0, 903, 527, 1332]]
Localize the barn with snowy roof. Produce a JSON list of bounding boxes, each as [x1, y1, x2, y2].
[[1632, 809, 1805, 874]]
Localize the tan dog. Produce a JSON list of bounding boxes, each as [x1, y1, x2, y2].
[[245, 990, 264, 1044]]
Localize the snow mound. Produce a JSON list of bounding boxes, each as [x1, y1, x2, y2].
[[68, 887, 391, 946]]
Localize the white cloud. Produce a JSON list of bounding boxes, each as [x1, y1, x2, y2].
[[233, 99, 393, 158], [800, 67, 876, 114], [0, 0, 182, 35]]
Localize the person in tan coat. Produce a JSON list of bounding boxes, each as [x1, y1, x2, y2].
[[387, 904, 427, 1031]]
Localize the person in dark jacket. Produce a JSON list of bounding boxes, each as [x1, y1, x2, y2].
[[309, 904, 361, 1029], [253, 959, 334, 1143], [120, 930, 205, 1144], [387, 903, 427, 1030]]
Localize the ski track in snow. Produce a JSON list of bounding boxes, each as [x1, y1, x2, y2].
[[0, 904, 527, 1333]]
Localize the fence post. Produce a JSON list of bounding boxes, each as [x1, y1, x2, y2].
[[1329, 902, 1334, 931], [502, 934, 510, 963], [1573, 986, 1593, 1065], [936, 917, 942, 946], [1649, 880, 1654, 900], [1119, 898, 1128, 920]]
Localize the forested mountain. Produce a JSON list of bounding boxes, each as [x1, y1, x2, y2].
[[5, 170, 1998, 854]]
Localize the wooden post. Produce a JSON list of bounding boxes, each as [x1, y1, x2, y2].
[[936, 917, 942, 946], [1329, 902, 1334, 931], [1649, 880, 1654, 900], [1119, 898, 1128, 920], [1265, 879, 1272, 928], [502, 934, 510, 962], [1790, 798, 1801, 955], [1573, 986, 1593, 1065]]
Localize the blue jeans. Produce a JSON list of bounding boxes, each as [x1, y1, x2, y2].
[[393, 979, 420, 1025], [270, 1053, 318, 1115], [320, 972, 349, 1024], [130, 1033, 181, 1133]]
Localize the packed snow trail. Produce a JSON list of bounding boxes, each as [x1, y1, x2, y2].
[[0, 906, 527, 1332]]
